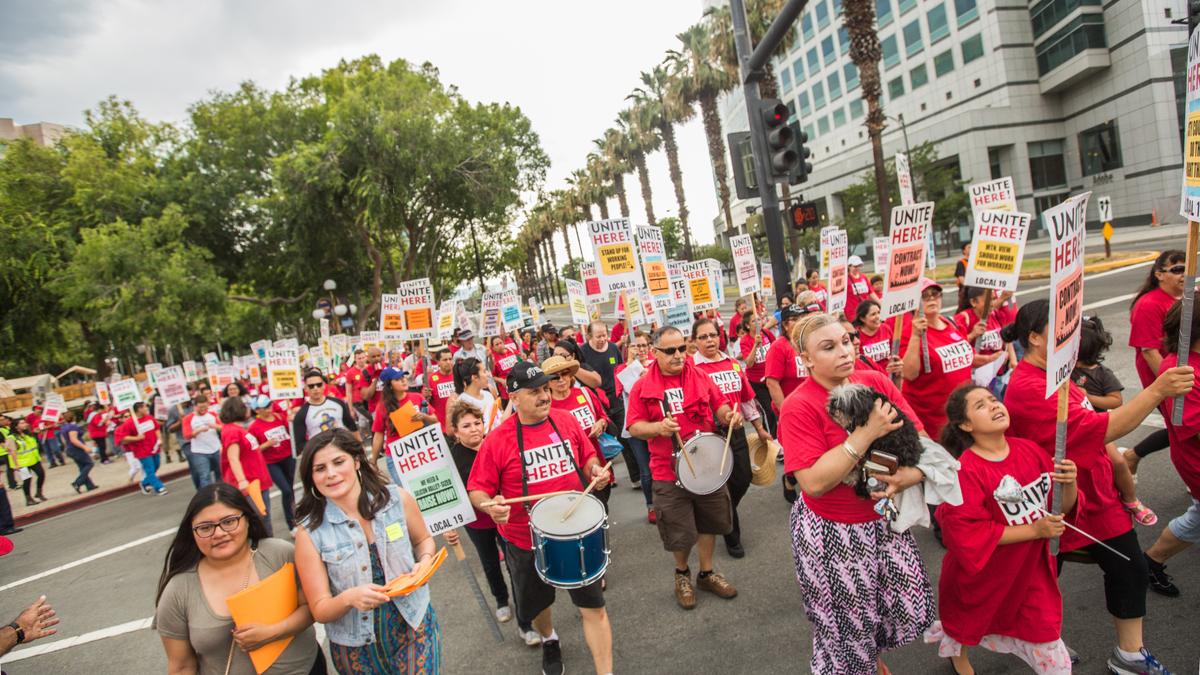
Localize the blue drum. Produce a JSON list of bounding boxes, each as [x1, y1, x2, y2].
[[528, 492, 610, 589]]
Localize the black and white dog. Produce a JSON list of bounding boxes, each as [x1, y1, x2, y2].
[[826, 383, 924, 498]]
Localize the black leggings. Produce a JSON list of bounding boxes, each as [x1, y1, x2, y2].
[[92, 436, 109, 462], [750, 381, 777, 436], [308, 646, 328, 674], [19, 462, 46, 500], [1057, 528, 1147, 619], [1133, 428, 1170, 459], [721, 429, 752, 544]]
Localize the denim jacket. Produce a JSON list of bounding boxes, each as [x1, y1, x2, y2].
[[308, 485, 430, 646]]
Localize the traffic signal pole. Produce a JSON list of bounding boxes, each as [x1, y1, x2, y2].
[[731, 0, 808, 297]]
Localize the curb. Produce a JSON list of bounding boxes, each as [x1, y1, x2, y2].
[[13, 467, 191, 527]]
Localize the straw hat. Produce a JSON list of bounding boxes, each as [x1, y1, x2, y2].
[[539, 355, 579, 378], [749, 435, 781, 486]]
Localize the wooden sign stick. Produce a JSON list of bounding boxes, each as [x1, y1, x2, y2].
[[1050, 381, 1069, 556], [1172, 221, 1199, 425]]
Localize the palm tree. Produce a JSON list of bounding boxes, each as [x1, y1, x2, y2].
[[704, 0, 792, 101], [844, 0, 891, 229], [615, 107, 661, 227], [583, 155, 612, 220], [595, 130, 632, 218], [669, 21, 738, 234], [630, 64, 695, 259]]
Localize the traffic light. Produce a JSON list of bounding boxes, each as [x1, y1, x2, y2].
[[727, 131, 757, 200], [790, 125, 814, 185], [759, 99, 797, 182]]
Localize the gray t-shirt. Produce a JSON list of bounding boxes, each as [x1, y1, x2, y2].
[[154, 538, 320, 675]]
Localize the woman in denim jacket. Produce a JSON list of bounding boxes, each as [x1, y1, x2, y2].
[[295, 429, 442, 674]]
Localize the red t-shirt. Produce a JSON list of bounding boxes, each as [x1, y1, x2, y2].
[[739, 331, 774, 383], [86, 410, 109, 440], [1005, 361, 1129, 552], [344, 366, 371, 405], [808, 282, 828, 310], [427, 369, 456, 429], [779, 370, 923, 523], [491, 347, 521, 400], [763, 335, 808, 403], [625, 362, 728, 482], [466, 410, 597, 550], [953, 309, 1005, 356], [858, 323, 894, 369], [114, 415, 160, 459], [372, 393, 428, 450], [898, 319, 973, 439], [844, 272, 876, 321], [936, 437, 1074, 646], [691, 355, 756, 411], [992, 297, 1018, 327], [549, 386, 609, 460], [1160, 352, 1200, 499], [220, 424, 273, 489], [727, 312, 743, 339], [1129, 288, 1177, 388], [248, 416, 292, 464]]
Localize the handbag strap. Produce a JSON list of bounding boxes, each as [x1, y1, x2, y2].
[[224, 547, 257, 675]]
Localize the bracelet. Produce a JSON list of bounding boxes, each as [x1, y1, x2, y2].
[[841, 440, 860, 461]]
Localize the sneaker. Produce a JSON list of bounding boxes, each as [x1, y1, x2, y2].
[[155, 487, 169, 496], [674, 571, 697, 610], [140, 485, 153, 495], [541, 638, 563, 675], [519, 627, 542, 647], [1145, 554, 1180, 597], [1106, 647, 1172, 674], [696, 571, 738, 599], [724, 536, 745, 559], [495, 605, 512, 623], [647, 507, 657, 524]]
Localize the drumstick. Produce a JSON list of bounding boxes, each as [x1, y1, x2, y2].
[[560, 460, 613, 522], [479, 490, 578, 508], [718, 414, 737, 475], [659, 400, 696, 478]]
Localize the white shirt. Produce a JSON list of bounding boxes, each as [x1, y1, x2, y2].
[[189, 412, 222, 455]]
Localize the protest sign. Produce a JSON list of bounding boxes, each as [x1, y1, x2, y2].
[[500, 289, 522, 332], [1044, 192, 1091, 397], [155, 366, 190, 406], [360, 331, 383, 353], [319, 318, 330, 341], [436, 300, 457, 342], [182, 360, 197, 381], [706, 259, 725, 306], [216, 365, 239, 389], [1182, 28, 1200, 219], [388, 424, 477, 535], [204, 352, 220, 369], [873, 236, 890, 277], [274, 338, 300, 350], [267, 348, 304, 400], [637, 224, 672, 309], [40, 396, 65, 425], [684, 261, 718, 311], [330, 334, 350, 360], [145, 363, 163, 386], [969, 177, 1017, 219], [668, 260, 689, 306], [566, 280, 590, 326], [826, 230, 849, 315], [380, 293, 404, 338], [896, 152, 915, 206], [528, 297, 540, 325], [760, 261, 774, 297], [96, 382, 111, 406], [819, 225, 837, 278], [139, 376, 156, 401], [110, 379, 141, 411], [580, 261, 605, 301], [455, 303, 474, 334], [624, 290, 646, 327], [397, 278, 435, 340], [251, 340, 272, 362], [587, 218, 642, 294], [480, 291, 503, 337], [964, 209, 1032, 291], [730, 234, 761, 297], [880, 202, 934, 318]]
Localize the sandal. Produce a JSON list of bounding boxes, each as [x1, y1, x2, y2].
[[1122, 500, 1158, 526]]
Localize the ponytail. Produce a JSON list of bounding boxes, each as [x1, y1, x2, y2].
[[939, 383, 988, 458]]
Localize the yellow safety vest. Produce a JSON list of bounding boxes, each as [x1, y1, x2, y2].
[[7, 434, 40, 469]]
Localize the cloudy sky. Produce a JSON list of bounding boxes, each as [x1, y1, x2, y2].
[[1, 0, 728, 251]]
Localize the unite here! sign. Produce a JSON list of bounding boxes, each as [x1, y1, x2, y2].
[[637, 224, 673, 309], [826, 229, 849, 315], [588, 218, 642, 294], [267, 347, 304, 400], [566, 279, 590, 326], [968, 177, 1018, 219], [397, 278, 435, 340], [388, 423, 476, 536], [881, 202, 935, 318], [730, 234, 761, 297], [964, 209, 1032, 292], [1181, 28, 1200, 219], [1045, 192, 1092, 397], [684, 261, 718, 311]]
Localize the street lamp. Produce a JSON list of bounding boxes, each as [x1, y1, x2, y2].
[[334, 304, 348, 317], [311, 309, 325, 320], [323, 279, 337, 292]]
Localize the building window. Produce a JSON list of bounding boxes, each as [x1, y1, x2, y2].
[[1078, 121, 1122, 175], [910, 63, 929, 89], [1030, 0, 1101, 39], [816, 0, 831, 28], [850, 98, 865, 119], [881, 35, 900, 68], [961, 34, 984, 64], [1034, 15, 1106, 76], [903, 19, 924, 57], [899, 0, 917, 14], [798, 91, 812, 116], [877, 0, 894, 26], [1028, 139, 1067, 190], [813, 81, 827, 109], [781, 68, 794, 92], [802, 13, 815, 41], [838, 27, 850, 55], [888, 76, 906, 100], [828, 71, 843, 100], [818, 116, 831, 135], [822, 36, 837, 65], [787, 101, 798, 122], [834, 0, 843, 14], [833, 106, 848, 127], [808, 47, 821, 76], [988, 147, 1003, 179], [934, 49, 955, 76], [927, 4, 950, 42], [805, 123, 817, 142], [844, 62, 860, 89], [955, 0, 978, 25], [1034, 192, 1071, 220], [793, 59, 805, 84]]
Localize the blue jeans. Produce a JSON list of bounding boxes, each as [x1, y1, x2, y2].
[[188, 452, 221, 489], [65, 444, 96, 489], [139, 454, 164, 492], [43, 436, 65, 466], [627, 435, 653, 507], [267, 457, 297, 529]]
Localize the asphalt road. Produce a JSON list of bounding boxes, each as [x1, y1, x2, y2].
[[3, 248, 1199, 674]]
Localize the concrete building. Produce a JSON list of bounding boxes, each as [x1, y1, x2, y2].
[[712, 0, 1190, 255], [0, 118, 67, 153]]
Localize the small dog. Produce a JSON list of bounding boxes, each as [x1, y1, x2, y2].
[[826, 383, 924, 498]]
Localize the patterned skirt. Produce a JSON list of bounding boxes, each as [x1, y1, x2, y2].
[[789, 497, 935, 675], [330, 606, 440, 675]]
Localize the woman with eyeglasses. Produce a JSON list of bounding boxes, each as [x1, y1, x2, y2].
[[156, 483, 323, 675], [1124, 249, 1187, 475]]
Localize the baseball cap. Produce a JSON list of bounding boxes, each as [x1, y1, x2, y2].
[[781, 303, 823, 321], [848, 255, 864, 266], [378, 367, 407, 383], [540, 322, 558, 334], [0, 535, 11, 557], [251, 395, 272, 410], [506, 361, 552, 394], [458, 329, 474, 340], [919, 277, 943, 293]]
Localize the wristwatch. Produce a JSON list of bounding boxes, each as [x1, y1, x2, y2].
[[8, 621, 24, 644]]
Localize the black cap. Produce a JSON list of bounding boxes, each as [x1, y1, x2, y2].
[[540, 322, 558, 335], [506, 360, 551, 394], [781, 303, 822, 321]]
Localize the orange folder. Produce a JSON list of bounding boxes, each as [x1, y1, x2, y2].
[[384, 547, 448, 597], [226, 562, 300, 674], [388, 401, 424, 439], [244, 479, 267, 516]]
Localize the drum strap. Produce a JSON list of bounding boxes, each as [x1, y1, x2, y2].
[[515, 416, 587, 512]]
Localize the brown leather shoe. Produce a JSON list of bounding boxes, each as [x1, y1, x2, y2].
[[697, 572, 737, 599], [674, 572, 697, 610]]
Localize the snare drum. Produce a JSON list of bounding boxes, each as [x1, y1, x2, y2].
[[674, 431, 732, 495], [528, 493, 610, 589]]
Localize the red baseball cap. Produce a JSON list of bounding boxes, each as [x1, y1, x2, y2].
[[0, 535, 13, 557], [919, 277, 943, 293]]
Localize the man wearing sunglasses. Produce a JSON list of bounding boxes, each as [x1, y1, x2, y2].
[[627, 326, 742, 611], [290, 369, 359, 448]]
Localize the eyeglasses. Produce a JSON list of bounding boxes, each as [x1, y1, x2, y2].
[[654, 345, 686, 356], [305, 382, 325, 389], [694, 333, 720, 340], [1164, 265, 1186, 275], [192, 513, 245, 538], [921, 291, 942, 301]]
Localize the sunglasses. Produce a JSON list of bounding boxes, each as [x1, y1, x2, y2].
[[305, 382, 325, 389], [192, 513, 244, 538], [1163, 265, 1186, 275], [654, 345, 686, 356]]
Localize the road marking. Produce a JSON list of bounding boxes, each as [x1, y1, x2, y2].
[[1082, 293, 1137, 312], [940, 261, 1152, 315], [2, 616, 153, 662]]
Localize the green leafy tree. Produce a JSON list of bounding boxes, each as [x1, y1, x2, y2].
[[695, 242, 732, 266], [659, 216, 684, 258]]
